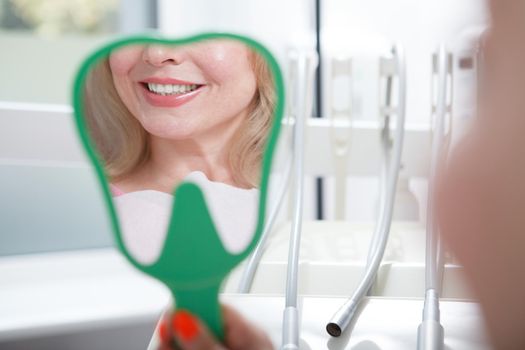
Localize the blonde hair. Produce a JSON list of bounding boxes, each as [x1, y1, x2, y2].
[[83, 45, 275, 188]]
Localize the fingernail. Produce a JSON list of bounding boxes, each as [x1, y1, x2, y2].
[[172, 310, 199, 342]]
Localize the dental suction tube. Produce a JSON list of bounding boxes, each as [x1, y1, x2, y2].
[[326, 45, 407, 337], [366, 70, 394, 273], [281, 51, 318, 350], [417, 45, 451, 350]]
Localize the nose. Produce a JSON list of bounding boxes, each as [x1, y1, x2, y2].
[[142, 44, 185, 67]]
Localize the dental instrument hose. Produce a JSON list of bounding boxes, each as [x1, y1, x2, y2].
[[417, 45, 449, 350], [282, 51, 318, 350], [326, 45, 407, 337], [365, 71, 394, 296]]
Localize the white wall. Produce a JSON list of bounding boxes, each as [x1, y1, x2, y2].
[[322, 0, 488, 124], [158, 0, 317, 69]]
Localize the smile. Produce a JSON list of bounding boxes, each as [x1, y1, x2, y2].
[[146, 83, 200, 96], [139, 80, 205, 108]]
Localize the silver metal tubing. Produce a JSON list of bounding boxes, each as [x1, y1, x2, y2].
[[364, 69, 394, 298], [425, 46, 449, 292], [237, 155, 293, 293], [281, 51, 318, 350], [417, 45, 451, 350], [327, 45, 407, 337], [366, 67, 394, 269], [367, 126, 394, 299], [417, 289, 445, 350], [329, 57, 354, 220]]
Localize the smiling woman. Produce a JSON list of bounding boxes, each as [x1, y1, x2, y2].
[[84, 39, 275, 192]]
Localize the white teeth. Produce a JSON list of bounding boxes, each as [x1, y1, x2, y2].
[[147, 83, 198, 95]]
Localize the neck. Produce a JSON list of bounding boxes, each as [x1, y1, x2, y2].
[[113, 111, 250, 194], [140, 114, 246, 192], [147, 135, 232, 188]]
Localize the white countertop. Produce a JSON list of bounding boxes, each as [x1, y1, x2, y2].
[[0, 248, 492, 349], [222, 295, 492, 350], [0, 249, 169, 342]]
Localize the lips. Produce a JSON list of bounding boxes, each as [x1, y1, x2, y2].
[[139, 77, 205, 108]]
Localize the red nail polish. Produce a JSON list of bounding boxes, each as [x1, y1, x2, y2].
[[172, 310, 199, 341]]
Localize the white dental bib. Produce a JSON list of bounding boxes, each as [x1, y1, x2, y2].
[[114, 171, 259, 265]]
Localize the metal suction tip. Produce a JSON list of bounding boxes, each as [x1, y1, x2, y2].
[[326, 322, 342, 337]]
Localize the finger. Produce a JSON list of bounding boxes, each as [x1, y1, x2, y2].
[[157, 311, 181, 350], [222, 304, 273, 350], [158, 313, 171, 345], [171, 309, 225, 350]]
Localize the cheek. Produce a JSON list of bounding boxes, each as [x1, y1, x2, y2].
[[108, 47, 144, 116], [198, 43, 253, 83], [208, 52, 257, 109], [109, 46, 143, 76], [215, 69, 257, 120]]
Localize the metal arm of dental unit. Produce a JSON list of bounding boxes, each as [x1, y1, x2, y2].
[[326, 45, 407, 338], [329, 57, 354, 220], [417, 45, 452, 350], [281, 51, 318, 350]]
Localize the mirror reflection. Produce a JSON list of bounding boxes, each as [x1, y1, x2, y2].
[[82, 39, 276, 264]]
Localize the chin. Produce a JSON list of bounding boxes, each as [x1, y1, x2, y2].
[[143, 120, 200, 140]]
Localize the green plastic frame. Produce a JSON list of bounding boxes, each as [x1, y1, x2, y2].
[[72, 33, 284, 340]]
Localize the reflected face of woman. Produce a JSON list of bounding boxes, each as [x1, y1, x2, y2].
[[108, 40, 257, 141]]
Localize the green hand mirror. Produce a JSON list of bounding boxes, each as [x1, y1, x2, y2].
[[72, 33, 284, 339]]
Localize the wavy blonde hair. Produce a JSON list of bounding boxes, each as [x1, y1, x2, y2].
[[83, 44, 275, 188]]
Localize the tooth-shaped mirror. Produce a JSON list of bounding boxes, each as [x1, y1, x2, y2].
[[73, 34, 284, 339]]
